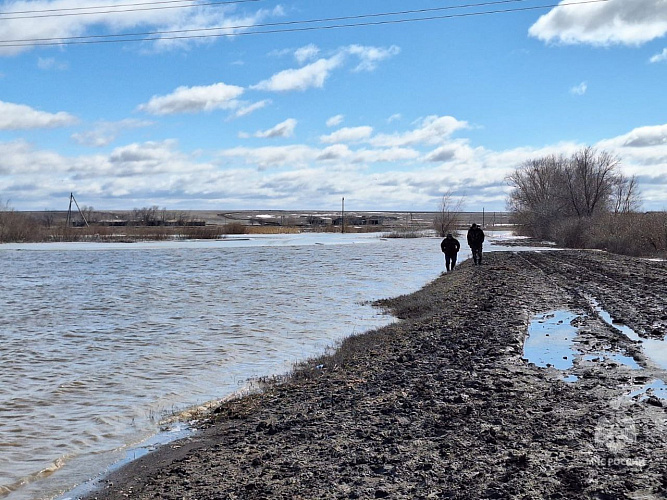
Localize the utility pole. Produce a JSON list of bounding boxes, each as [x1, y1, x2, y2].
[[341, 197, 345, 234], [66, 192, 90, 227]]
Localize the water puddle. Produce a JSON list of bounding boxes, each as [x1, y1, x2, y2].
[[587, 296, 667, 371], [581, 353, 642, 370], [523, 305, 666, 394], [524, 310, 578, 372], [628, 379, 667, 401]]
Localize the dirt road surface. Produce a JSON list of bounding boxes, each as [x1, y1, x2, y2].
[[82, 250, 667, 500]]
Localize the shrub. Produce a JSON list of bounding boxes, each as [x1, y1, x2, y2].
[[548, 212, 667, 257], [219, 222, 247, 235], [0, 210, 46, 242]]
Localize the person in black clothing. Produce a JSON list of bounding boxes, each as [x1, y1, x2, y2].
[[467, 223, 485, 265], [440, 233, 460, 272]]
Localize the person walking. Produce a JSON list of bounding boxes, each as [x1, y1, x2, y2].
[[467, 223, 485, 265], [440, 232, 460, 272]]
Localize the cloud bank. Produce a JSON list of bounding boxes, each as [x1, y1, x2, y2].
[[3, 117, 665, 212], [529, 0, 667, 46]]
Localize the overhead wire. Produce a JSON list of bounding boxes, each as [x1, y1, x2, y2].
[[0, 0, 531, 41], [1, 0, 525, 20], [0, 0, 610, 48], [0, 0, 260, 17]]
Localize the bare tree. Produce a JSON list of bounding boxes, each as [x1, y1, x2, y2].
[[506, 155, 568, 238], [611, 174, 642, 214], [80, 205, 99, 224], [433, 189, 464, 237], [506, 146, 642, 240], [132, 205, 163, 226], [562, 147, 619, 217]]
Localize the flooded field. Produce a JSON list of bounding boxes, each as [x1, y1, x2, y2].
[[0, 231, 567, 499], [2, 232, 533, 500]]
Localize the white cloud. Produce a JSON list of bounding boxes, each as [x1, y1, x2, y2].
[[316, 144, 351, 161], [252, 43, 400, 93], [294, 44, 320, 64], [351, 147, 419, 163], [233, 99, 271, 118], [598, 124, 667, 149], [370, 115, 469, 147], [3, 113, 666, 212], [320, 126, 373, 144], [326, 114, 344, 127], [425, 142, 474, 163], [387, 114, 402, 123], [650, 48, 667, 63], [252, 118, 297, 139], [0, 2, 285, 56], [0, 101, 77, 130], [529, 0, 667, 46], [346, 44, 400, 71], [71, 119, 153, 147], [570, 81, 587, 95], [251, 55, 345, 92], [107, 140, 205, 176], [595, 124, 667, 207], [218, 145, 317, 170], [137, 82, 244, 115]]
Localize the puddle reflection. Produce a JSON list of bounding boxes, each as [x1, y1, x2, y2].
[[524, 310, 578, 371], [524, 300, 667, 400], [587, 296, 667, 371]]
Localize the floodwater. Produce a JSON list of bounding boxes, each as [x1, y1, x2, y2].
[[0, 231, 533, 500], [0, 231, 551, 500]]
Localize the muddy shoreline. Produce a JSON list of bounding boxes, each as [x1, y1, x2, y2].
[[82, 250, 667, 499]]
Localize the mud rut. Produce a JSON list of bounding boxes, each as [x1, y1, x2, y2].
[[84, 250, 667, 500]]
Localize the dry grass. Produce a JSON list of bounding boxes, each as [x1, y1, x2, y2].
[[0, 210, 47, 242], [381, 228, 428, 238], [244, 226, 301, 234], [549, 212, 667, 257]]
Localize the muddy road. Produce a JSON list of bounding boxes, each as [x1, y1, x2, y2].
[[83, 250, 667, 500]]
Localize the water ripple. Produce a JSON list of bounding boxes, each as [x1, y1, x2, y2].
[[0, 234, 467, 500]]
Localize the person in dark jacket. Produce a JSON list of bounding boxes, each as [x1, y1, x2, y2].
[[467, 223, 485, 265], [440, 233, 460, 272]]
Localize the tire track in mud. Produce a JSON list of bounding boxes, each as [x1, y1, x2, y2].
[[516, 250, 667, 340]]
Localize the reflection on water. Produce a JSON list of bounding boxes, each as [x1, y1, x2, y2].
[[524, 310, 578, 371], [587, 296, 667, 370]]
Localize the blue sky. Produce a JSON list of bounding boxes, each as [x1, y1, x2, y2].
[[0, 0, 666, 212]]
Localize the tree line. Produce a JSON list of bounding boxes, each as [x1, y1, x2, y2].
[[506, 147, 665, 256]]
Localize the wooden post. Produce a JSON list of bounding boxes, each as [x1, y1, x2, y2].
[[66, 192, 73, 227], [341, 197, 345, 234], [67, 192, 89, 227]]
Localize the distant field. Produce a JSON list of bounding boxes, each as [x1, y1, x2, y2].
[[21, 209, 511, 230]]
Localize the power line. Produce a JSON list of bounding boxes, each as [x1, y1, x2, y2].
[[0, 0, 261, 20], [0, 0, 260, 18], [0, 0, 610, 48], [1, 0, 529, 41], [0, 0, 522, 21]]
